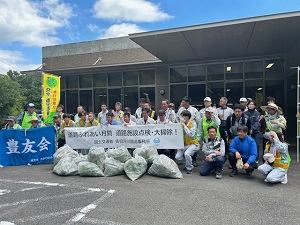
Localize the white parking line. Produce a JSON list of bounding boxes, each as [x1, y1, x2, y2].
[[64, 190, 116, 224], [15, 186, 44, 193], [12, 208, 82, 223], [0, 190, 93, 209], [81, 217, 132, 225], [0, 189, 10, 196], [0, 178, 107, 192]]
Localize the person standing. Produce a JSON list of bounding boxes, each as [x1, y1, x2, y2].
[[86, 112, 99, 127], [4, 116, 22, 130], [16, 103, 43, 129], [144, 101, 157, 120], [53, 114, 63, 149], [200, 126, 225, 179], [74, 105, 84, 123], [104, 111, 121, 126], [239, 97, 248, 111], [198, 107, 221, 143], [175, 110, 199, 174], [76, 111, 87, 127], [228, 125, 258, 177], [123, 112, 136, 126], [136, 108, 155, 125], [244, 100, 261, 161], [197, 97, 218, 120], [135, 98, 146, 119], [217, 97, 233, 150], [113, 102, 124, 121], [97, 103, 108, 125], [28, 116, 44, 129], [161, 99, 176, 123]]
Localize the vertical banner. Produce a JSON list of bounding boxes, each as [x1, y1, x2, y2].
[[42, 73, 60, 125]]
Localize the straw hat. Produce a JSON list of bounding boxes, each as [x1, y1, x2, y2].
[[260, 103, 282, 114], [29, 116, 39, 123]]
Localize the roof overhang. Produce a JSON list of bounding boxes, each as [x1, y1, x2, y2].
[[130, 11, 300, 64]]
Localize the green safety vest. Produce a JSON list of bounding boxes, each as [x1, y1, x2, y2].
[[21, 112, 37, 129], [202, 118, 220, 139]]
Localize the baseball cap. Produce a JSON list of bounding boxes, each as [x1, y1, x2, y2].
[[239, 97, 247, 102], [53, 114, 61, 119], [6, 116, 16, 121], [204, 97, 211, 102], [27, 103, 35, 108], [205, 107, 214, 112]]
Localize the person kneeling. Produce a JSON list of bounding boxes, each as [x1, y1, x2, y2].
[[258, 131, 290, 184], [229, 125, 258, 177], [200, 126, 225, 179]]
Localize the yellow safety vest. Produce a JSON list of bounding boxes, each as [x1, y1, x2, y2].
[[61, 120, 75, 130], [265, 142, 291, 170], [184, 121, 199, 146], [86, 120, 99, 127]]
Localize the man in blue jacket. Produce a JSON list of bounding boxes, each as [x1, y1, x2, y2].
[[229, 125, 258, 177]]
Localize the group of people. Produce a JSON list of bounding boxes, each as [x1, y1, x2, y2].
[[3, 95, 291, 184]]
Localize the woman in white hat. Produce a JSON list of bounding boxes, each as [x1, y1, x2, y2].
[[258, 131, 290, 184]]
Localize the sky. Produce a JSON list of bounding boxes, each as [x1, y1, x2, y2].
[[0, 0, 300, 74]]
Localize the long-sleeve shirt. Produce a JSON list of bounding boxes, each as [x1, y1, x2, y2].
[[136, 117, 155, 125], [226, 114, 251, 140], [229, 135, 258, 164], [216, 106, 233, 127], [244, 109, 260, 133], [177, 106, 198, 122], [165, 108, 176, 123], [183, 120, 197, 138], [203, 137, 225, 157]]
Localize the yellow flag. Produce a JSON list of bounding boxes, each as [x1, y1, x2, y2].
[[42, 73, 60, 124]]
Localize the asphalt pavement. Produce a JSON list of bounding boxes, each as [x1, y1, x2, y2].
[[0, 148, 300, 225]]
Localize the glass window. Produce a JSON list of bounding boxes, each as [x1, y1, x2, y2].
[[265, 59, 284, 78], [207, 82, 224, 106], [207, 64, 224, 81], [245, 61, 263, 79], [94, 89, 107, 113], [124, 87, 139, 112], [245, 79, 263, 108], [60, 91, 65, 108], [225, 82, 243, 107], [140, 87, 156, 110], [265, 79, 284, 107], [123, 71, 138, 86], [108, 88, 122, 110], [61, 76, 66, 90], [108, 72, 122, 86], [170, 84, 187, 111], [170, 67, 187, 83], [225, 62, 243, 80], [79, 74, 92, 88], [66, 90, 78, 114], [188, 84, 206, 110], [93, 73, 107, 87], [139, 69, 155, 85], [80, 90, 93, 112], [66, 75, 78, 89], [188, 65, 206, 82]]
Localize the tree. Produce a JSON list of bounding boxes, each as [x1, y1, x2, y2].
[[0, 75, 25, 126]]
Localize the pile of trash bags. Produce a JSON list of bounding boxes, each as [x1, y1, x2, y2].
[[53, 144, 182, 181]]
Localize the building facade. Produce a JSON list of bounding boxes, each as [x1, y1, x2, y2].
[[42, 12, 300, 138]]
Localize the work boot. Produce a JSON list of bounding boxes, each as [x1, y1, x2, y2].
[[186, 169, 193, 174]]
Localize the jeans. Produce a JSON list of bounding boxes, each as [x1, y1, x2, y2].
[[228, 152, 257, 173], [199, 156, 225, 176], [258, 164, 287, 183], [175, 144, 199, 170]]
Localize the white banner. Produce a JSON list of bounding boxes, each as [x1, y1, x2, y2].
[[65, 124, 184, 149]]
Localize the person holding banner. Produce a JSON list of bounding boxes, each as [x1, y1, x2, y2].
[[97, 103, 108, 125], [76, 111, 87, 127], [86, 112, 99, 127], [53, 114, 63, 149], [104, 111, 121, 126], [175, 110, 199, 174], [16, 103, 43, 129], [4, 116, 22, 130], [123, 112, 136, 126], [137, 108, 155, 125], [29, 116, 45, 129]]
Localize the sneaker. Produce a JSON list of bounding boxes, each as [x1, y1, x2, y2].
[[216, 172, 222, 179], [229, 170, 238, 177], [186, 170, 193, 174], [192, 160, 198, 167], [281, 174, 288, 184]]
